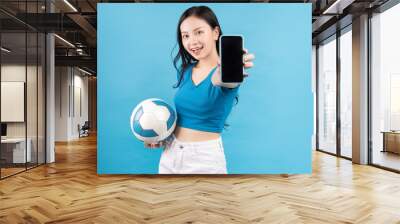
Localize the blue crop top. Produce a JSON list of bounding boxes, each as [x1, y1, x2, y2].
[[174, 63, 239, 133]]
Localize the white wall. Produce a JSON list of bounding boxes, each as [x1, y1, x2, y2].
[[1, 65, 25, 131], [55, 67, 89, 141], [1, 65, 41, 138], [55, 66, 69, 141], [70, 72, 89, 139], [1, 63, 46, 164]]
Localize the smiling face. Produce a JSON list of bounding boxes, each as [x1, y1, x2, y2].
[[180, 16, 220, 61]]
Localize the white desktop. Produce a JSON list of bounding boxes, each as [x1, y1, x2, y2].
[[1, 123, 32, 163]]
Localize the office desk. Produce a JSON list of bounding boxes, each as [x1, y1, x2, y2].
[[1, 138, 31, 163], [381, 131, 400, 154]]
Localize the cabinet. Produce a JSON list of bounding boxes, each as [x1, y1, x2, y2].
[[382, 131, 400, 154]]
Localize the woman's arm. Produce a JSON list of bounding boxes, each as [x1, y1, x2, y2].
[[211, 69, 240, 88]]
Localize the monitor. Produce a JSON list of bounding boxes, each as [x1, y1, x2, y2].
[[1, 123, 7, 137]]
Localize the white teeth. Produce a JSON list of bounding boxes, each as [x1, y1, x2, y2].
[[191, 47, 203, 54]]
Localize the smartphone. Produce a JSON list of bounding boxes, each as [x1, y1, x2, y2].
[[219, 35, 244, 83]]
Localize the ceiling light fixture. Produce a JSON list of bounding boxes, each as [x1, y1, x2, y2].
[[1, 47, 11, 53], [76, 48, 84, 55], [322, 0, 355, 15], [54, 34, 75, 48], [78, 67, 93, 76], [63, 0, 78, 12]]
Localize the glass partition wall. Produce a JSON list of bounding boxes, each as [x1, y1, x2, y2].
[[316, 0, 400, 172], [0, 1, 46, 179], [316, 27, 353, 159], [370, 3, 400, 172]]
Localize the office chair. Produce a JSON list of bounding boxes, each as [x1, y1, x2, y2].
[[79, 121, 90, 138]]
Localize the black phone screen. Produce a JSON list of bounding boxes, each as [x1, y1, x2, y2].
[[220, 36, 243, 83]]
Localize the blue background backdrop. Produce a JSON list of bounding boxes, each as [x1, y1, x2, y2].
[[98, 3, 313, 174]]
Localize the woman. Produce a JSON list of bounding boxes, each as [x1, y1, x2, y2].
[[156, 6, 254, 174]]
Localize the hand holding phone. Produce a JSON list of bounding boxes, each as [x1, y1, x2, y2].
[[219, 35, 255, 85]]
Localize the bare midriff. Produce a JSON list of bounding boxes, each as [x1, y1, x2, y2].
[[173, 126, 220, 142]]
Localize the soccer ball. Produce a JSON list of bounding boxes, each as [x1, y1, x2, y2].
[[130, 98, 177, 143]]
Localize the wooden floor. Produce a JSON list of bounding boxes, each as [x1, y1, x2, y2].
[[1, 135, 400, 224], [1, 167, 26, 178], [373, 150, 400, 171]]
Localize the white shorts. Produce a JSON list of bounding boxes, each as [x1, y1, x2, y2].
[[159, 135, 227, 174]]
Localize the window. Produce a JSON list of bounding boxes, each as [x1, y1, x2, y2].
[[317, 36, 337, 154], [371, 2, 400, 171], [339, 28, 352, 158]]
